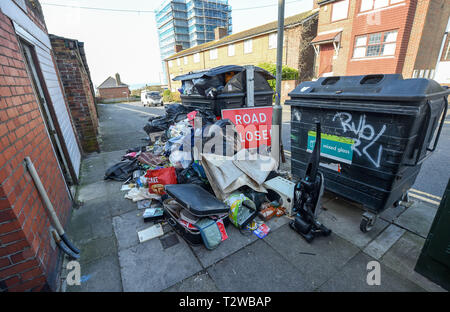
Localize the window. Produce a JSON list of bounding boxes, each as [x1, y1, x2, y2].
[[228, 44, 235, 57], [184, 56, 188, 65], [177, 58, 181, 66], [352, 30, 398, 58], [194, 53, 200, 63], [210, 48, 218, 60], [269, 33, 277, 49], [443, 38, 450, 61], [331, 0, 349, 22], [360, 0, 404, 12], [168, 60, 173, 68], [244, 39, 253, 54], [412, 70, 419, 78]]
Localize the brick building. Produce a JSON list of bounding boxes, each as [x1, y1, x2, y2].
[[0, 0, 82, 291], [97, 73, 130, 101], [164, 10, 319, 96], [49, 35, 100, 154], [311, 0, 450, 78]]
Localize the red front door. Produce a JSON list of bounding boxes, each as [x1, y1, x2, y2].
[[319, 43, 334, 76]]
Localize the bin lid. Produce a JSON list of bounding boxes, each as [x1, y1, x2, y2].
[[173, 65, 275, 82], [288, 75, 450, 102]]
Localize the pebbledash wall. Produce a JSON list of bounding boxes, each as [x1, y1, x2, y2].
[[49, 35, 100, 154], [0, 3, 74, 291]]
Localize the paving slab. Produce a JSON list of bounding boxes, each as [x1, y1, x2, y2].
[[207, 240, 312, 292], [394, 201, 437, 238], [112, 209, 149, 251], [104, 181, 139, 217], [79, 154, 106, 185], [77, 236, 117, 266], [363, 224, 406, 260], [380, 231, 445, 292], [163, 271, 219, 292], [77, 181, 108, 203], [65, 255, 122, 292], [379, 204, 408, 223], [319, 197, 389, 248], [264, 223, 360, 290], [191, 216, 289, 268], [118, 233, 202, 292], [318, 252, 425, 292]]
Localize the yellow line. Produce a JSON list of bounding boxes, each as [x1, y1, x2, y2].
[[116, 105, 159, 117], [445, 121, 450, 125], [409, 188, 442, 200], [408, 193, 441, 206]]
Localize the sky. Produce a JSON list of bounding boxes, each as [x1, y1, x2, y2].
[[41, 0, 313, 88]]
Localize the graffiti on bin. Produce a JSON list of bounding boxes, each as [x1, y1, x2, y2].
[[333, 112, 386, 168]]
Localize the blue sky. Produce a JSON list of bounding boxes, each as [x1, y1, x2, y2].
[[41, 0, 313, 87]]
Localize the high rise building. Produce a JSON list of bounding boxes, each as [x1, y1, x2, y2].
[[156, 0, 232, 83]]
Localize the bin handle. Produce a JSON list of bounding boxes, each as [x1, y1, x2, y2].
[[404, 97, 448, 167]]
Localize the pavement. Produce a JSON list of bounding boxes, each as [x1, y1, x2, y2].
[[58, 102, 447, 292]]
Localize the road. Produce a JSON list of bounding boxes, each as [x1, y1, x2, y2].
[[100, 102, 449, 204]]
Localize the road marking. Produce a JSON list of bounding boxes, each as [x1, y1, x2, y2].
[[409, 188, 441, 200], [116, 105, 160, 117], [445, 121, 450, 125], [408, 193, 441, 206]]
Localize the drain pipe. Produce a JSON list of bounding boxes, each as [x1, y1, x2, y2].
[[24, 157, 80, 259]]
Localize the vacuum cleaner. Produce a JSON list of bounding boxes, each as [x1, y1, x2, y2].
[[289, 122, 332, 243]]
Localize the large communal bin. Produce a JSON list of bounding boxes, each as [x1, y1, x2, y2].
[[174, 65, 274, 116], [285, 74, 449, 232]]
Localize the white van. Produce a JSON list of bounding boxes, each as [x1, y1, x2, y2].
[[141, 91, 163, 107]]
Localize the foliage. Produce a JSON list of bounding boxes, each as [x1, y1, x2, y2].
[[163, 90, 181, 103], [257, 63, 299, 91]]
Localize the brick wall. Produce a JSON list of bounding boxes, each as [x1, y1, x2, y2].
[[50, 35, 99, 154], [0, 9, 72, 292], [98, 86, 130, 100]]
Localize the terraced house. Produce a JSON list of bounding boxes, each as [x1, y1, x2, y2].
[[164, 9, 319, 93], [311, 0, 450, 79]]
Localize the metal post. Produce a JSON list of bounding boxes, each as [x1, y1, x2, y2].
[[272, 0, 285, 167], [245, 65, 255, 107]]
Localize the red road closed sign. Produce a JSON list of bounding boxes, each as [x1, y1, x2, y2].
[[221, 106, 273, 149]]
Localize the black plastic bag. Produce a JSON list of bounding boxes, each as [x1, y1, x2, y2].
[[104, 159, 140, 182]]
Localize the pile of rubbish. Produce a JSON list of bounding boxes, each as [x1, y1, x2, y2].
[[104, 103, 310, 249]]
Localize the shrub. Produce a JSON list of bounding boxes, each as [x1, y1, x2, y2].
[[257, 63, 299, 91]]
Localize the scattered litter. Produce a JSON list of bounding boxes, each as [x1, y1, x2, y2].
[[137, 199, 153, 210], [253, 224, 270, 239], [143, 208, 164, 223], [138, 224, 164, 243], [125, 188, 160, 202]]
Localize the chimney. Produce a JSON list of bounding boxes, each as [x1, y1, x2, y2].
[[175, 45, 183, 53], [214, 27, 227, 40], [115, 73, 121, 86], [313, 0, 320, 9]]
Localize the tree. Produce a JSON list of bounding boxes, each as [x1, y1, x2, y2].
[[257, 63, 299, 91]]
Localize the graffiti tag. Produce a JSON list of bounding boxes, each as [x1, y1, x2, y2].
[[333, 112, 386, 168]]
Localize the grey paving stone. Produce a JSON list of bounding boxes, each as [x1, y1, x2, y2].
[[207, 240, 312, 292], [104, 181, 139, 217], [394, 201, 438, 238], [78, 236, 117, 266], [380, 231, 446, 292], [318, 252, 425, 292], [363, 224, 405, 260], [319, 197, 389, 248], [77, 181, 108, 203], [379, 204, 408, 223], [190, 216, 290, 269], [264, 223, 360, 290], [79, 155, 106, 185], [66, 255, 122, 292], [163, 271, 219, 292], [119, 233, 202, 292], [112, 209, 148, 251]]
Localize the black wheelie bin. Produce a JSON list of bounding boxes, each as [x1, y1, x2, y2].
[[285, 74, 449, 232], [174, 65, 274, 117]]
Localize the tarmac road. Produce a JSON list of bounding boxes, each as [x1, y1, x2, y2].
[[103, 102, 449, 205]]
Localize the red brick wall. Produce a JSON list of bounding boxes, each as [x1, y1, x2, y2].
[[98, 86, 130, 100], [0, 10, 72, 292], [346, 0, 418, 75], [50, 36, 100, 154]]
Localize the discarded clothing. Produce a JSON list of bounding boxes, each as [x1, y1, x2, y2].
[[104, 159, 140, 182]]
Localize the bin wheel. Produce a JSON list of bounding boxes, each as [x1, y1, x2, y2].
[[360, 212, 377, 233]]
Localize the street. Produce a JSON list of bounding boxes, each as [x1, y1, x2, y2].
[[105, 102, 450, 205]]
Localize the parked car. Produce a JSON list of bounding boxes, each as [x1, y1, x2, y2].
[[141, 91, 164, 107]]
